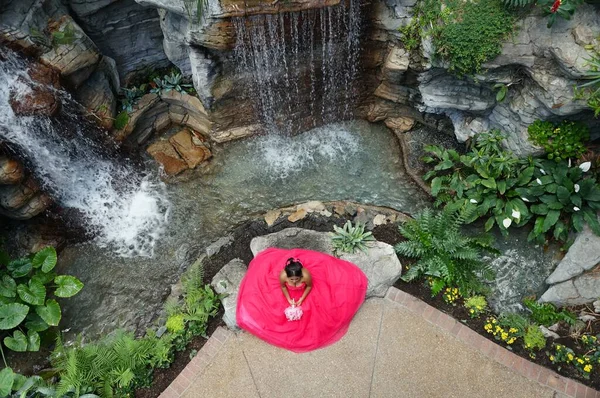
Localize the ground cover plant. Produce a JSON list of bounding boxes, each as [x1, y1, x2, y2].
[[527, 120, 590, 162], [330, 221, 375, 255]]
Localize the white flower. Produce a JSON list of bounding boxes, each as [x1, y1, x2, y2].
[[511, 209, 521, 220], [536, 178, 542, 185], [540, 169, 546, 175], [573, 206, 580, 212], [470, 199, 478, 204], [579, 162, 591, 172], [574, 184, 580, 193], [502, 218, 512, 229], [521, 197, 530, 202], [568, 159, 572, 168]]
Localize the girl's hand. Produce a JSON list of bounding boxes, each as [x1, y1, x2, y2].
[[296, 299, 303, 306], [288, 298, 295, 306]]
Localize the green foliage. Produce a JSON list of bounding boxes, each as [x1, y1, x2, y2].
[[0, 247, 83, 353], [528, 119, 589, 161], [501, 0, 534, 7], [150, 72, 193, 95], [395, 206, 497, 295], [120, 87, 147, 113], [51, 330, 156, 397], [0, 367, 56, 398], [51, 23, 76, 47], [464, 295, 488, 318], [538, 0, 583, 28], [494, 83, 508, 102], [498, 312, 530, 336], [423, 130, 536, 236], [549, 343, 596, 379], [576, 52, 600, 117], [113, 111, 129, 130], [523, 325, 547, 353], [515, 160, 600, 242], [523, 298, 577, 326], [330, 221, 375, 254]]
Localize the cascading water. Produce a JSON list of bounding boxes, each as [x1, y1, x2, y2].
[[0, 50, 170, 257], [233, 0, 362, 135]]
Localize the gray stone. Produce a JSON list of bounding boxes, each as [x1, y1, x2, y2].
[[75, 57, 117, 129], [419, 71, 496, 112], [250, 228, 402, 298], [211, 258, 247, 330], [205, 235, 233, 257], [539, 325, 560, 340], [540, 273, 600, 307], [593, 300, 600, 314], [546, 226, 600, 284]]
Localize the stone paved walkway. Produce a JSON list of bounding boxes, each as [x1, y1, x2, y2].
[[160, 287, 600, 398]]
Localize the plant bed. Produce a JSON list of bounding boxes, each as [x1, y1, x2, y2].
[[135, 310, 225, 398], [372, 221, 600, 391]]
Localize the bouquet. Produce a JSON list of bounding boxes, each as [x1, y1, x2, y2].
[[284, 303, 303, 321]]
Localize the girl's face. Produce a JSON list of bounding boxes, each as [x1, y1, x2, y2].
[[288, 276, 301, 285]]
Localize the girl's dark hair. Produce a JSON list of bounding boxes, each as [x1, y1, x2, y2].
[[284, 257, 303, 277]]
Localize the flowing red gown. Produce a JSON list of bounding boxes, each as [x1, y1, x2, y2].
[[236, 247, 368, 353]]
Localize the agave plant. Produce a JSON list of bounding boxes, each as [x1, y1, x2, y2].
[[150, 72, 193, 95], [515, 160, 600, 242], [330, 221, 376, 254]]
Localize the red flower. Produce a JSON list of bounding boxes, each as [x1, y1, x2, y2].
[[550, 0, 561, 13]]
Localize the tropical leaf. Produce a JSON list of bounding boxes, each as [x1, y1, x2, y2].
[[0, 303, 29, 330], [27, 329, 40, 351], [25, 313, 49, 332], [0, 367, 14, 397], [54, 275, 84, 298], [4, 330, 28, 351], [0, 274, 16, 298], [32, 247, 57, 273], [35, 299, 61, 326], [7, 259, 32, 278], [17, 281, 46, 306]]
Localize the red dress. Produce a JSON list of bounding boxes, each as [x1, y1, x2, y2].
[[236, 247, 368, 353]]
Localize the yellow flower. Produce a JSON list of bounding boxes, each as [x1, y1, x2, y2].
[[491, 319, 497, 324], [509, 328, 517, 333], [584, 365, 592, 373], [469, 309, 474, 313], [550, 355, 555, 361], [567, 353, 574, 361], [556, 345, 562, 350], [577, 358, 584, 364], [507, 338, 515, 344], [501, 332, 509, 340]]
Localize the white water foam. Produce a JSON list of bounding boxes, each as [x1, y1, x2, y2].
[[0, 51, 169, 258], [250, 123, 361, 179]]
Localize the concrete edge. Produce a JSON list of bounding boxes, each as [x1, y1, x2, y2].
[[383, 287, 600, 398], [159, 326, 235, 398]]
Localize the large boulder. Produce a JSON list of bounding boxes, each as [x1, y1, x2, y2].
[[0, 157, 24, 184], [250, 228, 403, 298], [539, 271, 600, 307], [545, 226, 600, 285], [210, 258, 247, 330]]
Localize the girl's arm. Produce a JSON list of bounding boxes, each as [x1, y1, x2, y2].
[[296, 271, 312, 306], [279, 271, 294, 305]]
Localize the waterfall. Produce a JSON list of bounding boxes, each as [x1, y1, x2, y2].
[[233, 0, 362, 135], [0, 50, 170, 258]]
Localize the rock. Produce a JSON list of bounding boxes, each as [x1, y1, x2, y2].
[[0, 156, 24, 184], [287, 209, 307, 223], [384, 116, 415, 133], [264, 210, 281, 227], [0, 178, 39, 210], [296, 201, 326, 213], [546, 226, 600, 285], [373, 214, 387, 226], [0, 193, 52, 220], [250, 228, 402, 298], [539, 325, 560, 340], [579, 314, 596, 323], [419, 71, 496, 112], [210, 258, 247, 330], [146, 140, 188, 176], [205, 236, 233, 257], [40, 16, 101, 88], [593, 300, 600, 314], [75, 56, 118, 129], [10, 63, 61, 117], [114, 93, 160, 141], [548, 322, 560, 332], [382, 46, 410, 82], [169, 129, 212, 169], [540, 272, 600, 307]]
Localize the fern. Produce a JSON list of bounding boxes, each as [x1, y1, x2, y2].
[[395, 206, 498, 295], [501, 0, 535, 7]]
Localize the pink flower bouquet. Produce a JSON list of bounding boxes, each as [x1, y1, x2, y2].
[[284, 304, 303, 321]]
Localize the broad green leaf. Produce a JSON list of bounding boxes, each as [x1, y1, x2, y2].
[[431, 177, 442, 196], [583, 210, 600, 235], [54, 275, 84, 298], [31, 271, 56, 286], [0, 367, 15, 397], [570, 195, 582, 208], [27, 329, 40, 351], [435, 160, 454, 170], [7, 259, 32, 278], [16, 281, 46, 306], [556, 186, 570, 204], [542, 210, 561, 233], [0, 275, 16, 298], [497, 180, 507, 195], [481, 179, 496, 189], [583, 186, 600, 202], [516, 167, 534, 186], [533, 216, 545, 236], [35, 299, 61, 326], [547, 201, 564, 210], [0, 303, 29, 330], [0, 296, 15, 305], [531, 204, 549, 215], [32, 247, 57, 273], [4, 330, 27, 351], [572, 212, 585, 232], [24, 313, 49, 332], [484, 217, 495, 232]]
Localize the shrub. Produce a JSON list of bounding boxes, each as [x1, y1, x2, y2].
[[515, 160, 600, 242], [523, 325, 547, 355], [0, 247, 83, 354], [576, 53, 600, 118], [331, 221, 375, 254], [537, 0, 583, 28], [523, 298, 577, 326], [528, 120, 589, 162], [464, 295, 488, 318], [423, 130, 537, 235], [395, 206, 497, 295]]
